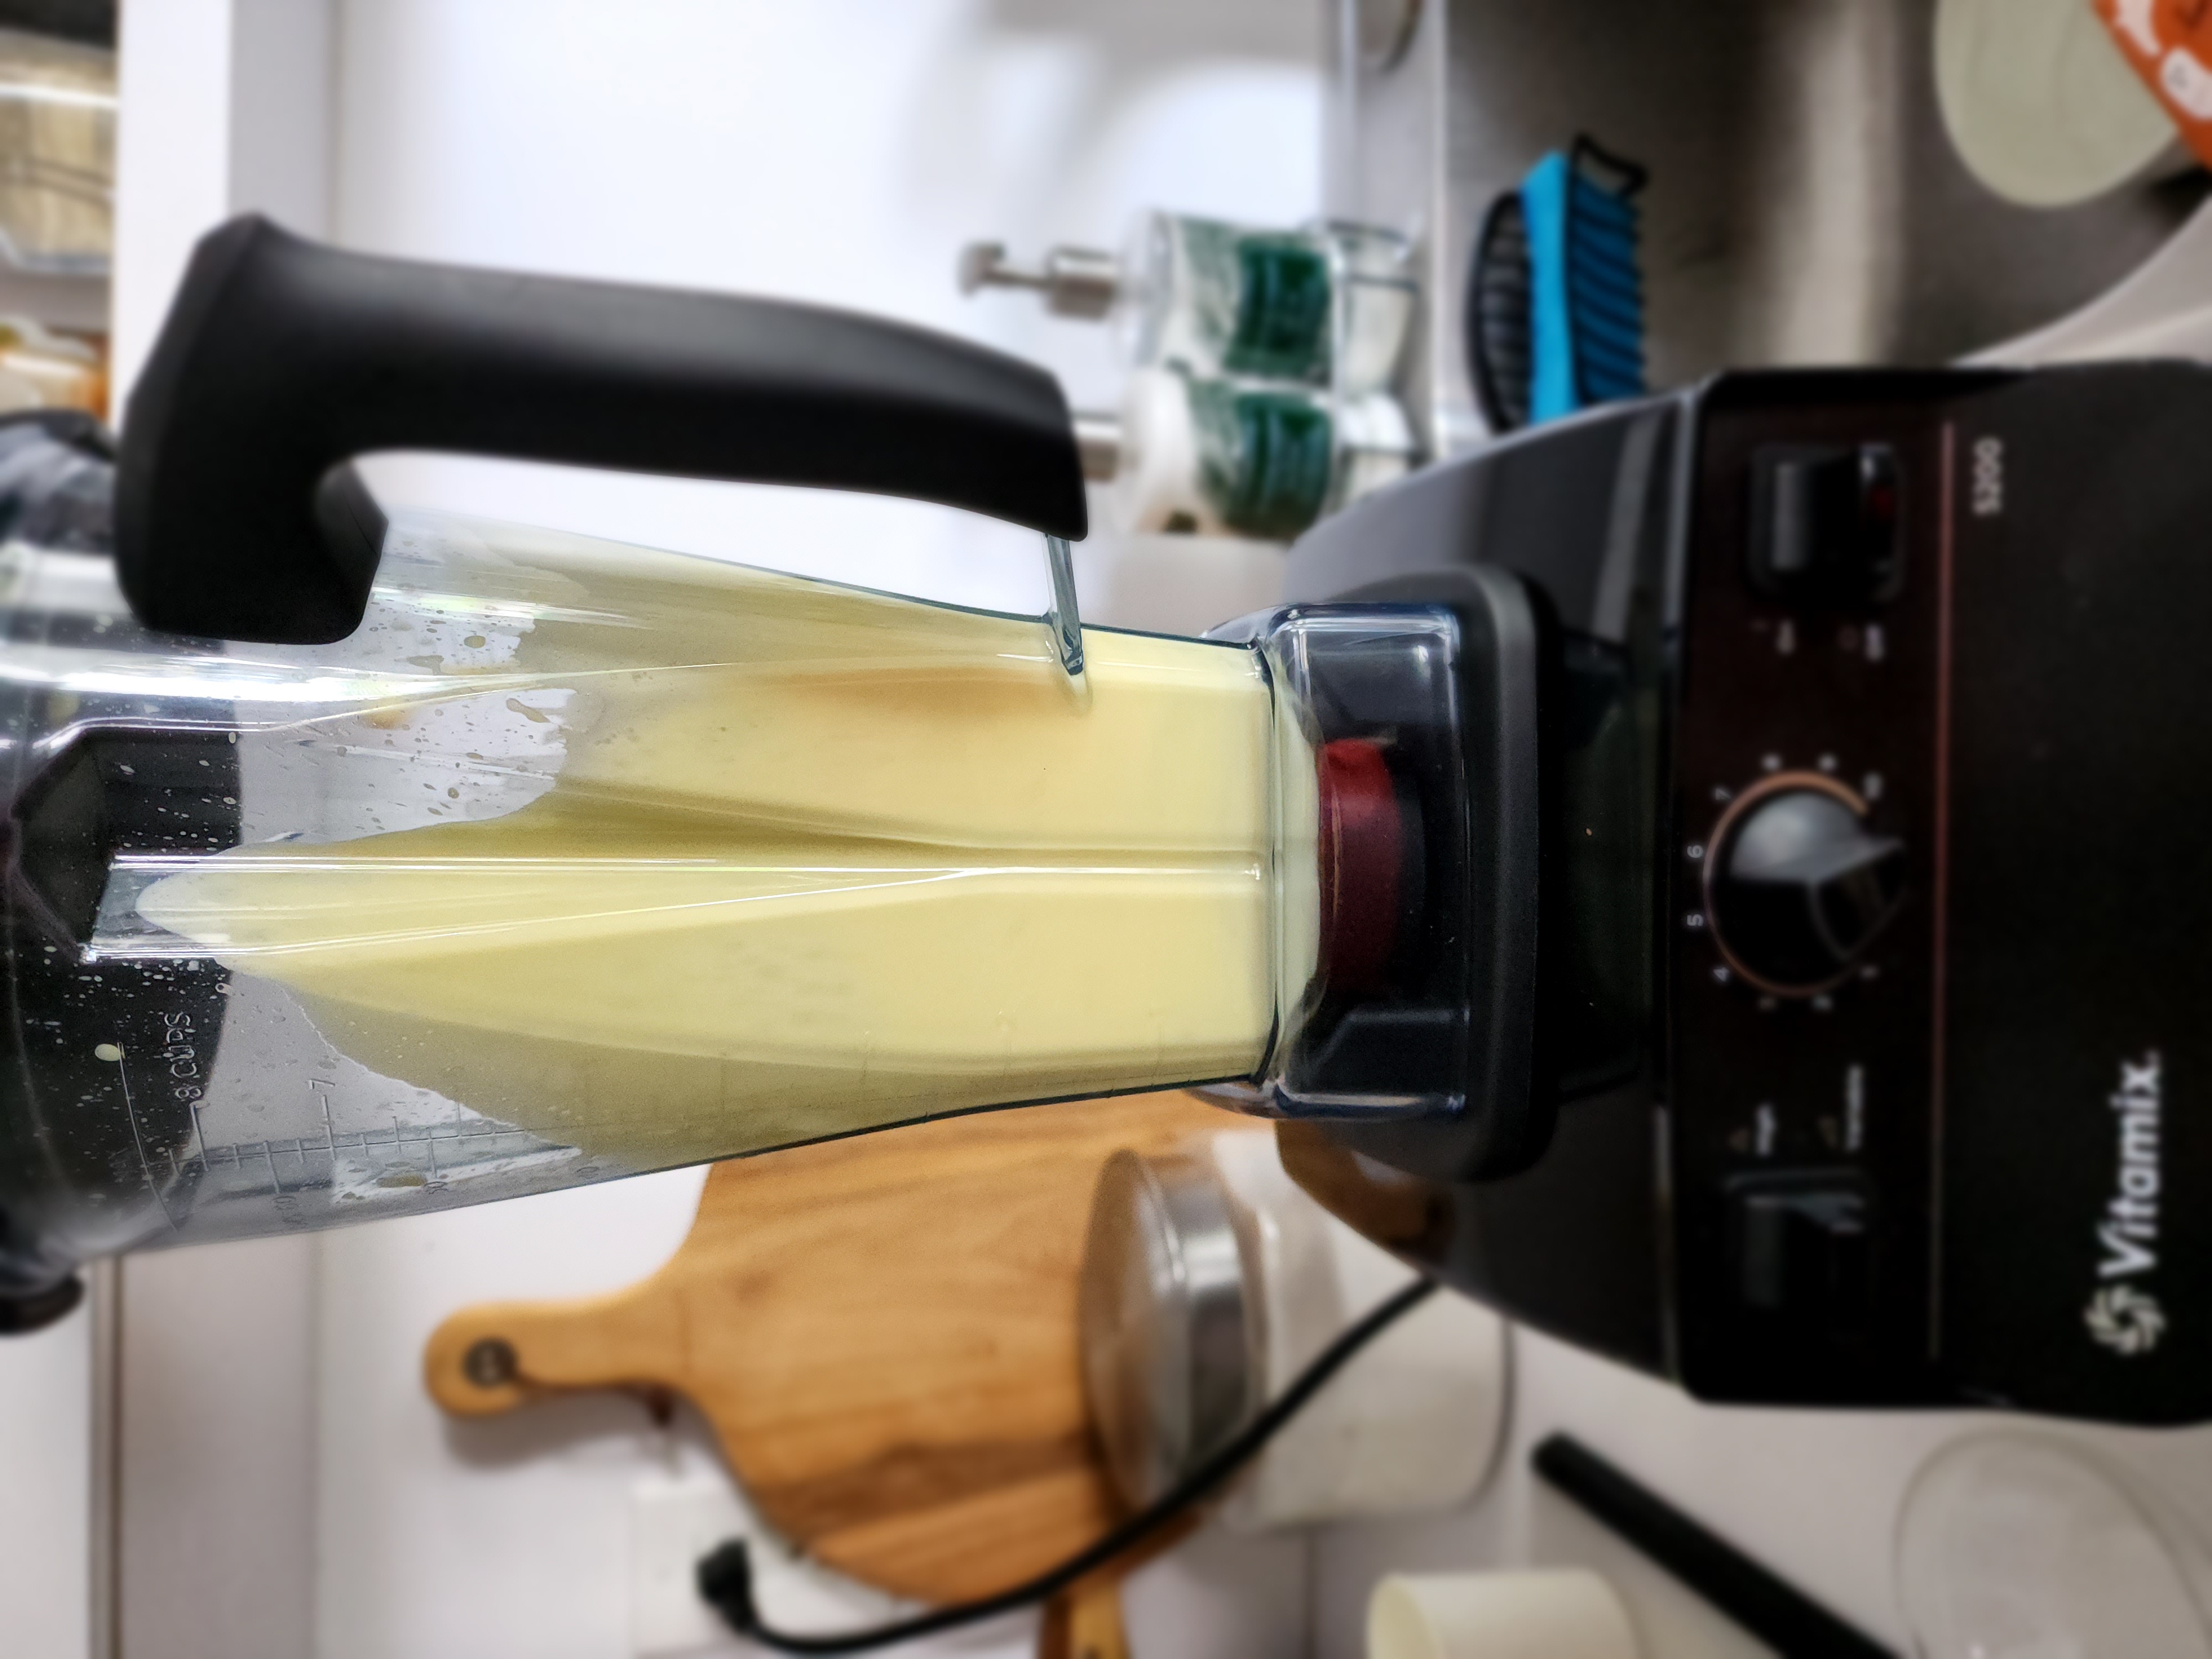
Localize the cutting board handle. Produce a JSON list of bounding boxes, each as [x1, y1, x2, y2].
[[424, 1284, 686, 1417], [1038, 1574, 1129, 1659]]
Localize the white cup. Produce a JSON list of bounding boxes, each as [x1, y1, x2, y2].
[[1368, 1569, 1640, 1659], [1209, 1130, 1507, 1532]]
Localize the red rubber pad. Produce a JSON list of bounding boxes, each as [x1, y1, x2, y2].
[[1317, 738, 1402, 996]]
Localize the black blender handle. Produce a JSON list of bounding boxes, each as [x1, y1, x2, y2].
[[115, 215, 1088, 644]]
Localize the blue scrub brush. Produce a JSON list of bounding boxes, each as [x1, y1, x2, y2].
[[1468, 135, 1648, 433]]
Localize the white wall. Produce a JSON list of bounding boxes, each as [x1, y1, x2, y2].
[[0, 1296, 92, 1659], [111, 0, 336, 403], [332, 0, 1318, 630]]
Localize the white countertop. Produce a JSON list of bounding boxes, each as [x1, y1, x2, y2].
[[1309, 1318, 2212, 1657]]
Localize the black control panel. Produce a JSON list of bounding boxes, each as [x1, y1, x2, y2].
[[1670, 385, 1949, 1405]]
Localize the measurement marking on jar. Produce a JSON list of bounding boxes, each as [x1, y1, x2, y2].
[[175, 1119, 541, 1183], [104, 1043, 183, 1231]]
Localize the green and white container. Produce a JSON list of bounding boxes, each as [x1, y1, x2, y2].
[[1085, 366, 1416, 542], [959, 211, 1417, 398]]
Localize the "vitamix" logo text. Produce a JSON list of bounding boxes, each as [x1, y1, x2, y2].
[[2084, 1051, 2168, 1357]]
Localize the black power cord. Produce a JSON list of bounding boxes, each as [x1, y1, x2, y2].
[[697, 1275, 1439, 1654]]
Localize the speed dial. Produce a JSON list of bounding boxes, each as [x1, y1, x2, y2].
[[1704, 773, 1906, 997]]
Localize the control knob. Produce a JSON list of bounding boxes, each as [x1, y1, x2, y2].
[[1705, 776, 1905, 995]]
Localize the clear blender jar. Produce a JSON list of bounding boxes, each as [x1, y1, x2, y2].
[[0, 219, 1505, 1320]]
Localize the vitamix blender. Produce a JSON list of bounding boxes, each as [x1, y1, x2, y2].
[[12, 218, 2211, 1437], [1280, 366, 2212, 1427]]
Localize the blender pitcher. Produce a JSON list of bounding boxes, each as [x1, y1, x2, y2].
[[0, 220, 1541, 1323]]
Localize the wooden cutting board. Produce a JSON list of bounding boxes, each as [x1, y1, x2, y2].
[[424, 1091, 1227, 1611]]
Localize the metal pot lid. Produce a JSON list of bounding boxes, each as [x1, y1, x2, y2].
[[1078, 1147, 1255, 1510]]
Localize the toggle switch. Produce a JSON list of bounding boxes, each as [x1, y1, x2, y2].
[[1731, 1173, 1871, 1324], [1747, 443, 1902, 608]]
